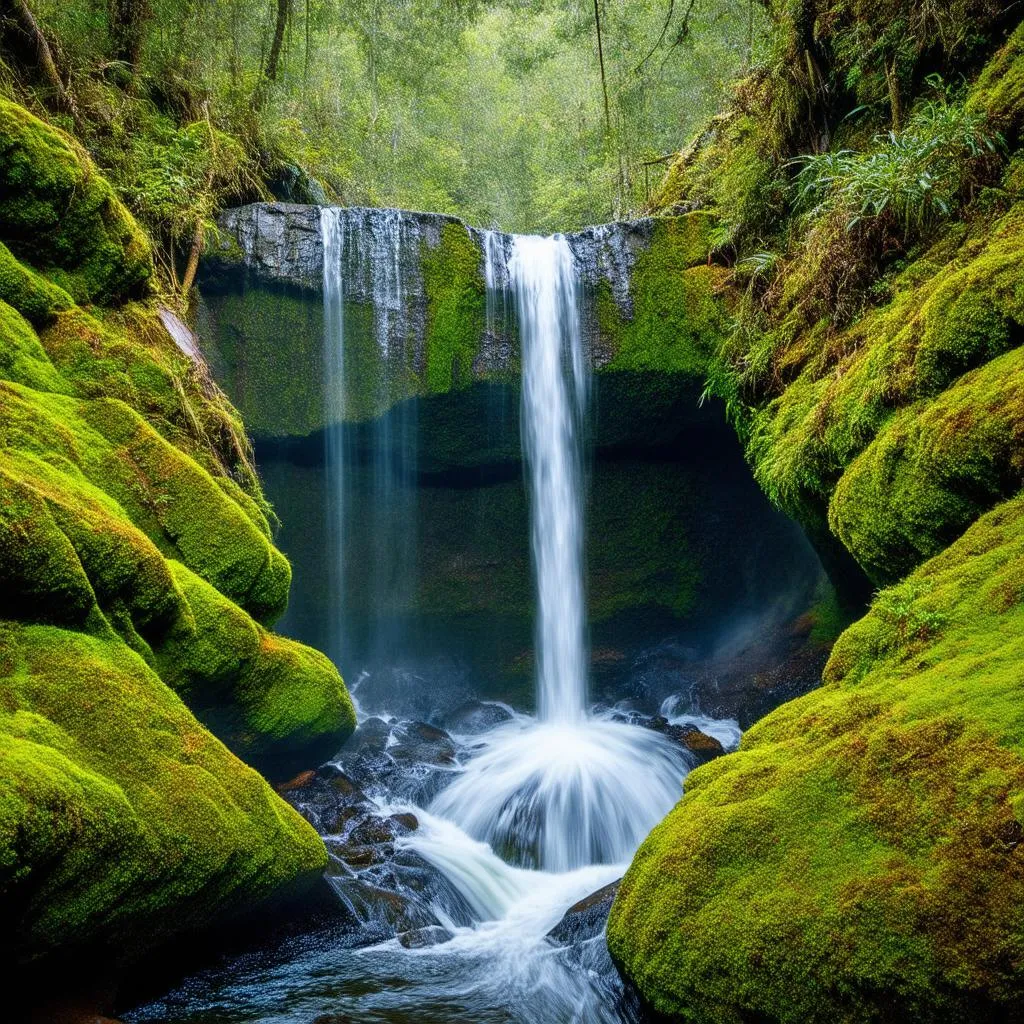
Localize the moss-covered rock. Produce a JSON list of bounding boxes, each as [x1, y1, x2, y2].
[[0, 98, 152, 305], [0, 622, 328, 965], [599, 214, 730, 376], [422, 221, 487, 393], [609, 494, 1024, 1023], [0, 242, 73, 325], [155, 563, 355, 773], [746, 203, 1024, 585], [0, 99, 355, 971]]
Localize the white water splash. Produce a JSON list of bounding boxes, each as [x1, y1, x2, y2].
[[430, 713, 691, 872]]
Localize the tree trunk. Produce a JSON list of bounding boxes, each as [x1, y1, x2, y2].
[[265, 0, 290, 84], [108, 0, 152, 70], [593, 0, 612, 139], [2, 0, 76, 116], [180, 214, 206, 299], [886, 58, 903, 130]]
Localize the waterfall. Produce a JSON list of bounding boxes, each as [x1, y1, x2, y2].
[[510, 235, 588, 723], [319, 207, 420, 672], [321, 207, 347, 667], [431, 231, 691, 873]]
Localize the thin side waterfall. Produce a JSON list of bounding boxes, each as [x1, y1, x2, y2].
[[321, 207, 347, 667], [510, 234, 588, 723], [319, 207, 420, 672]]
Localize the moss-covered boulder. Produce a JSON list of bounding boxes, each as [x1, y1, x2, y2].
[[609, 494, 1024, 1023], [0, 98, 355, 971], [0, 99, 152, 305], [1, 622, 328, 965]]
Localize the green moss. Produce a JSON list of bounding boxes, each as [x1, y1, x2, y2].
[[0, 97, 356, 970], [0, 243, 73, 325], [422, 222, 487, 394], [602, 214, 729, 376], [0, 99, 152, 305], [745, 204, 1024, 571], [609, 495, 1024, 1023], [2, 380, 290, 624], [0, 622, 327, 963], [828, 345, 1024, 584], [155, 563, 355, 771], [967, 22, 1024, 138], [0, 300, 68, 394], [196, 284, 328, 439]]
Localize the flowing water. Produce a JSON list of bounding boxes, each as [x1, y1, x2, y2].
[[319, 208, 420, 669], [127, 217, 743, 1023]]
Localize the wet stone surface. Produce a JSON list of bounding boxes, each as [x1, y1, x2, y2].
[[547, 880, 622, 946], [280, 717, 472, 944]]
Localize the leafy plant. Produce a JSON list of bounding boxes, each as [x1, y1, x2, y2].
[[793, 95, 1003, 236]]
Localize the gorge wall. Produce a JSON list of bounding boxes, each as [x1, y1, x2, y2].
[[198, 203, 835, 722], [604, 18, 1024, 1024]]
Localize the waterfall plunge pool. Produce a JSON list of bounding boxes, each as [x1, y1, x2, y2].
[[127, 214, 836, 1022]]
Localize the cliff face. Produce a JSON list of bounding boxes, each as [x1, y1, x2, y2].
[[199, 203, 726, 441], [0, 99, 355, 975], [608, 15, 1024, 1023]]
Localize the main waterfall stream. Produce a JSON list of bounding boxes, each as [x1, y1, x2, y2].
[[127, 215, 770, 1023]]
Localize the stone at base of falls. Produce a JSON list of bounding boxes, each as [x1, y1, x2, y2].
[[645, 717, 725, 765], [442, 699, 515, 735], [334, 717, 459, 803], [547, 881, 622, 946], [398, 925, 454, 949], [281, 720, 477, 942]]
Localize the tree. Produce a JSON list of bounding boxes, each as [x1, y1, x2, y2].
[[1, 0, 76, 116], [108, 0, 152, 70]]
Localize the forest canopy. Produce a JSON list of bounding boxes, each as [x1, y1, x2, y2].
[[14, 0, 761, 234]]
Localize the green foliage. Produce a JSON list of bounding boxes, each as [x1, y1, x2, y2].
[[739, 201, 1024, 582], [794, 95, 1002, 235], [422, 223, 486, 393], [18, 0, 761, 234], [609, 494, 1024, 1023], [122, 117, 250, 250]]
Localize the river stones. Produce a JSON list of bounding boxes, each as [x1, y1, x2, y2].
[[442, 699, 515, 735], [547, 881, 622, 946], [398, 925, 454, 949], [338, 717, 459, 803], [645, 715, 726, 765]]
